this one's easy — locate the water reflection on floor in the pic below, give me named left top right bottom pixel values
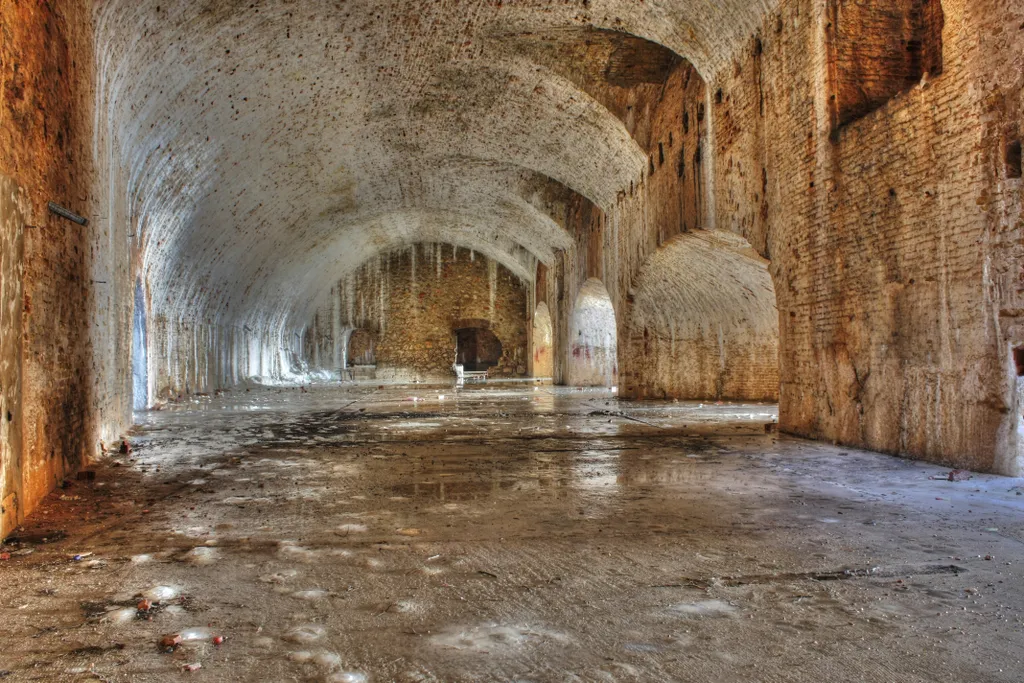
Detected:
left=1, top=382, right=1022, bottom=682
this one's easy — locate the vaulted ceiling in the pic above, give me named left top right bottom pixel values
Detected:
left=95, top=0, right=778, bottom=328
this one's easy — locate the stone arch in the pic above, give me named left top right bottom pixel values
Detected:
left=621, top=230, right=779, bottom=401
left=567, top=279, right=618, bottom=388
left=532, top=302, right=554, bottom=379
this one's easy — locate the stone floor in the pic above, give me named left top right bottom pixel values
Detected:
left=1, top=383, right=1023, bottom=682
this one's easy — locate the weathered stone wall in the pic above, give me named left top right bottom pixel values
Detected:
left=0, top=0, right=96, bottom=535
left=305, top=244, right=529, bottom=382
left=712, top=0, right=1024, bottom=473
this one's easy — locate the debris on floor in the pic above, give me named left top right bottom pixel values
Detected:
left=931, top=469, right=973, bottom=482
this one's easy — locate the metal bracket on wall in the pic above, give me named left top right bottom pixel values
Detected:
left=48, top=202, right=89, bottom=226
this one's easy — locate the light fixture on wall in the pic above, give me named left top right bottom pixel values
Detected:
left=48, top=202, right=89, bottom=226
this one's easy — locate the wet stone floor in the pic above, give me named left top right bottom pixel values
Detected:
left=2, top=383, right=1024, bottom=682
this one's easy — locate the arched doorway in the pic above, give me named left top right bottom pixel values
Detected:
left=132, top=278, right=148, bottom=410
left=455, top=326, right=503, bottom=372
left=567, top=279, right=617, bottom=387
left=532, top=302, right=553, bottom=378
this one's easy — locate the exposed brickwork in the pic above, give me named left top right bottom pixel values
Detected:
left=714, top=0, right=1024, bottom=473
left=827, top=0, right=944, bottom=132
left=0, top=175, right=28, bottom=534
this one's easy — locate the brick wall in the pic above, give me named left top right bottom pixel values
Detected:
left=827, top=0, right=945, bottom=131
left=713, top=0, right=1024, bottom=473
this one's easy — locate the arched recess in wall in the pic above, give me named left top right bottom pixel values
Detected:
left=532, top=302, right=554, bottom=378
left=567, top=279, right=618, bottom=387
left=347, top=329, right=377, bottom=367
left=132, top=278, right=149, bottom=411
left=621, top=230, right=779, bottom=401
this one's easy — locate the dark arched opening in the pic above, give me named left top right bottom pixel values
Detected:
left=455, top=326, right=503, bottom=372
left=346, top=328, right=377, bottom=380
left=347, top=328, right=377, bottom=367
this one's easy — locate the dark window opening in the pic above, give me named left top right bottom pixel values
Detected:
left=827, top=0, right=944, bottom=134
left=1014, top=347, right=1024, bottom=377
left=1007, top=140, right=1022, bottom=179
left=455, top=327, right=503, bottom=372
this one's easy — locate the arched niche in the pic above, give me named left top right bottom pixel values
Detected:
left=621, top=230, right=779, bottom=401
left=567, top=279, right=618, bottom=387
